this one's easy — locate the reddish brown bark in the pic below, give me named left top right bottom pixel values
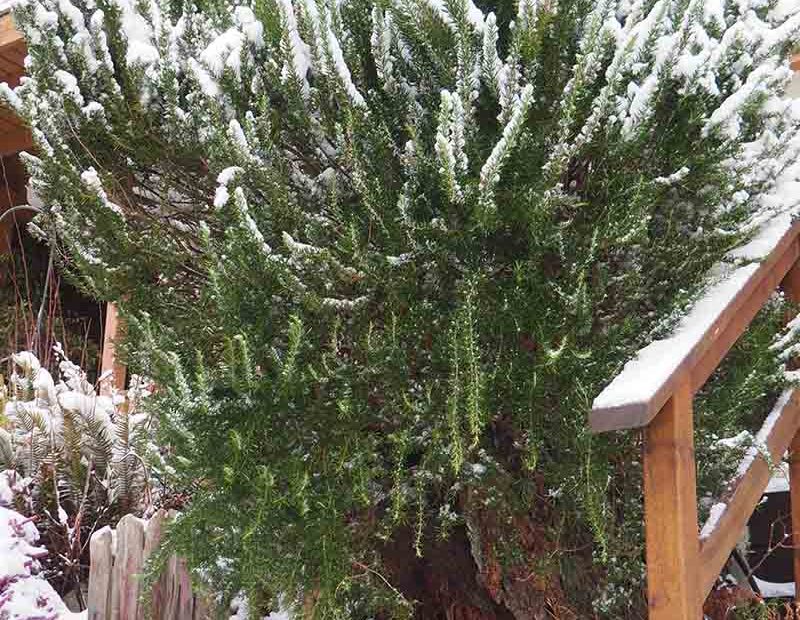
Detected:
left=381, top=525, right=517, bottom=620
left=380, top=514, right=570, bottom=620
left=703, top=586, right=775, bottom=620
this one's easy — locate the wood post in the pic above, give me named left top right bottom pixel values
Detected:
left=88, top=526, right=114, bottom=620
left=783, top=260, right=800, bottom=601
left=643, top=379, right=701, bottom=619
left=88, top=511, right=214, bottom=619
left=141, top=510, right=167, bottom=620
left=111, top=515, right=146, bottom=620
left=783, top=260, right=800, bottom=307
left=100, top=302, right=127, bottom=394
left=790, top=433, right=800, bottom=601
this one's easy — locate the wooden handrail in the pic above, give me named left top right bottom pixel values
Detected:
left=697, top=388, right=800, bottom=598
left=0, top=13, right=22, bottom=51
left=589, top=209, right=800, bottom=619
left=591, top=213, right=800, bottom=432
left=0, top=11, right=30, bottom=158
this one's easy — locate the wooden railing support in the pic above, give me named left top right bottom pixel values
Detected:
left=791, top=433, right=800, bottom=601
left=591, top=218, right=800, bottom=617
left=643, top=379, right=701, bottom=619
left=100, top=302, right=127, bottom=394
left=783, top=258, right=800, bottom=602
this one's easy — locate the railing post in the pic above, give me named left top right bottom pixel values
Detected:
left=643, top=379, right=701, bottom=619
left=789, top=434, right=800, bottom=602
left=100, top=302, right=127, bottom=394
left=782, top=260, right=800, bottom=601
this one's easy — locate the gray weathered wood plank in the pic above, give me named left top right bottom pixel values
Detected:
left=138, top=509, right=166, bottom=620
left=112, top=514, right=146, bottom=620
left=88, top=526, right=114, bottom=620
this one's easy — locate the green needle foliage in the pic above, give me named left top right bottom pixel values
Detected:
left=6, top=0, right=800, bottom=616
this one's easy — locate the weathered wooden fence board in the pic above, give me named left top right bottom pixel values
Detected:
left=111, top=515, right=146, bottom=620
left=87, top=510, right=212, bottom=620
left=88, top=526, right=113, bottom=620
left=140, top=510, right=166, bottom=620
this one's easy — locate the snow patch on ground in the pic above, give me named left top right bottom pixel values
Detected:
left=0, top=506, right=85, bottom=619
left=229, top=591, right=291, bottom=619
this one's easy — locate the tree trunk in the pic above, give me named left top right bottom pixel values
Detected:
left=381, top=511, right=568, bottom=620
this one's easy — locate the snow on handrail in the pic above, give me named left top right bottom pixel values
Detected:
left=590, top=207, right=800, bottom=432
left=698, top=389, right=792, bottom=542
left=695, top=386, right=800, bottom=598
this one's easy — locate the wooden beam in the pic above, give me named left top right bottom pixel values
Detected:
left=0, top=55, right=24, bottom=83
left=643, top=379, right=701, bottom=619
left=2, top=40, right=26, bottom=63
left=791, top=432, right=800, bottom=603
left=0, top=126, right=32, bottom=157
left=0, top=48, right=23, bottom=70
left=0, top=28, right=25, bottom=87
left=0, top=15, right=29, bottom=155
left=690, top=239, right=800, bottom=393
left=591, top=220, right=800, bottom=432
left=100, top=302, right=127, bottom=393
left=0, top=113, right=20, bottom=131
left=697, top=388, right=800, bottom=599
left=0, top=14, right=22, bottom=51
left=781, top=259, right=800, bottom=603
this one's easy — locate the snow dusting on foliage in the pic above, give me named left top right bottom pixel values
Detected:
left=2, top=348, right=153, bottom=511
left=6, top=0, right=800, bottom=616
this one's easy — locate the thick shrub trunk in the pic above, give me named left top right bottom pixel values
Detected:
left=381, top=516, right=567, bottom=620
